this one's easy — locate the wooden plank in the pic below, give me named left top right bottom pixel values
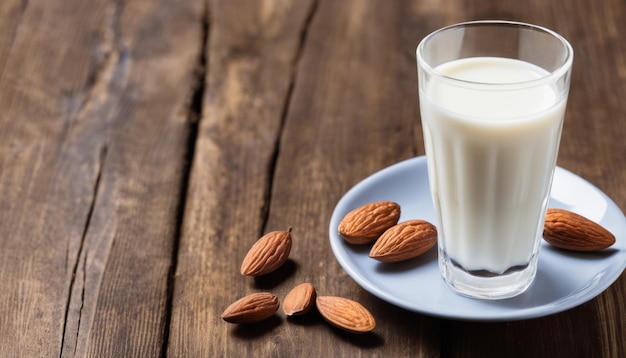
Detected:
left=0, top=0, right=204, bottom=356
left=166, top=0, right=316, bottom=356
left=0, top=2, right=114, bottom=355
left=170, top=0, right=442, bottom=356
left=176, top=0, right=626, bottom=356
left=263, top=0, right=442, bottom=356
left=0, top=0, right=622, bottom=356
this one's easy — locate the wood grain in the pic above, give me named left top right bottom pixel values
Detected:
left=0, top=0, right=204, bottom=356
left=0, top=0, right=623, bottom=356
left=264, top=0, right=440, bottom=356
left=166, top=0, right=316, bottom=356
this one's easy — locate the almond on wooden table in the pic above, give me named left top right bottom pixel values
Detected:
left=543, top=208, right=615, bottom=251
left=283, top=283, right=316, bottom=316
left=369, top=220, right=437, bottom=263
left=221, top=292, right=280, bottom=324
left=338, top=201, right=401, bottom=244
left=316, top=296, right=376, bottom=334
left=241, top=228, right=292, bottom=276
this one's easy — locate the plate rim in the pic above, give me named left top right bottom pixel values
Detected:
left=329, top=156, right=626, bottom=321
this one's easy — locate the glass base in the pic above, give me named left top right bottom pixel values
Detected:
left=439, top=249, right=538, bottom=300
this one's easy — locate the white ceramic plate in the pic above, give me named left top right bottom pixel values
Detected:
left=329, top=156, right=626, bottom=321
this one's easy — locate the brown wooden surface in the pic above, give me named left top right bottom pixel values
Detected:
left=0, top=0, right=624, bottom=357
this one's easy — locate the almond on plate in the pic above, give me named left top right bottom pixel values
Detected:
left=369, top=220, right=437, bottom=263
left=338, top=201, right=401, bottom=244
left=543, top=208, right=615, bottom=251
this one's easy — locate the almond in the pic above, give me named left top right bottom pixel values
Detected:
left=221, top=292, right=280, bottom=324
left=241, top=228, right=292, bottom=276
left=283, top=283, right=316, bottom=316
left=316, top=296, right=375, bottom=333
left=369, top=220, right=437, bottom=263
left=543, top=208, right=615, bottom=251
left=338, top=201, right=401, bottom=244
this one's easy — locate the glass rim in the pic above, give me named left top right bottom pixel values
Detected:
left=416, top=20, right=574, bottom=90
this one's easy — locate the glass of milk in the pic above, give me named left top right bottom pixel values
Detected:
left=416, top=21, right=573, bottom=299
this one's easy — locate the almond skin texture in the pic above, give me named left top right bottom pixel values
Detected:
left=369, top=220, right=437, bottom=263
left=221, top=292, right=280, bottom=324
left=338, top=201, right=401, bottom=244
left=283, top=283, right=316, bottom=316
left=316, top=296, right=375, bottom=333
left=544, top=208, right=615, bottom=251
left=241, top=229, right=292, bottom=276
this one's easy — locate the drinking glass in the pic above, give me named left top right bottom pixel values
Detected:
left=416, top=21, right=573, bottom=299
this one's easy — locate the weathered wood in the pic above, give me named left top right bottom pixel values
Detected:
left=0, top=0, right=204, bottom=356
left=170, top=0, right=625, bottom=356
left=166, top=0, right=316, bottom=356
left=264, top=0, right=441, bottom=356
left=0, top=0, right=624, bottom=356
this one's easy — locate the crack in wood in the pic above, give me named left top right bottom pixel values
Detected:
left=259, top=0, right=319, bottom=236
left=73, top=246, right=88, bottom=358
left=59, top=144, right=108, bottom=358
left=57, top=1, right=128, bottom=352
left=159, top=2, right=210, bottom=357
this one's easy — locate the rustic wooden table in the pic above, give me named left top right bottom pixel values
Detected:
left=1, top=0, right=624, bottom=356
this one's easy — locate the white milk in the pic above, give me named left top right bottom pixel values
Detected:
left=420, top=57, right=567, bottom=273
